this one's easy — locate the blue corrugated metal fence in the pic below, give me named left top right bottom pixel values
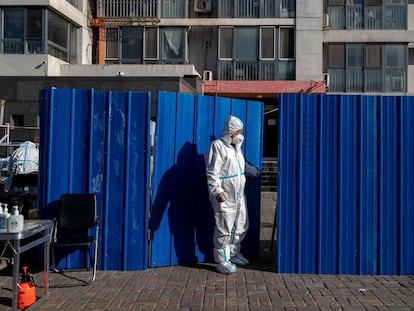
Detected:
left=39, top=89, right=263, bottom=271
left=277, top=94, right=414, bottom=275
left=39, top=88, right=151, bottom=271
left=150, top=92, right=263, bottom=267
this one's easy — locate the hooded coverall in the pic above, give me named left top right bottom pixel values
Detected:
left=204, top=116, right=259, bottom=264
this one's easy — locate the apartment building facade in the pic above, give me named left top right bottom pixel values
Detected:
left=0, top=0, right=413, bottom=156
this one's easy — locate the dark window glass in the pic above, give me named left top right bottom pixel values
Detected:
left=386, top=45, right=406, bottom=67
left=106, top=28, right=119, bottom=59
left=409, top=48, right=414, bottom=65
left=366, top=45, right=382, bottom=67
left=235, top=28, right=258, bottom=59
left=261, top=27, right=274, bottom=59
left=347, top=44, right=364, bottom=67
left=121, top=27, right=143, bottom=62
left=328, top=44, right=345, bottom=67
left=145, top=27, right=158, bottom=59
left=4, top=9, right=24, bottom=38
left=27, top=9, right=42, bottom=39
left=219, top=28, right=233, bottom=59
left=279, top=28, right=294, bottom=59
left=48, top=11, right=68, bottom=48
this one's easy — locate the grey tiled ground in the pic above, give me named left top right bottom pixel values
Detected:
left=1, top=192, right=413, bottom=310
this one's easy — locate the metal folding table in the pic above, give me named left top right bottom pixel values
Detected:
left=0, top=219, right=54, bottom=311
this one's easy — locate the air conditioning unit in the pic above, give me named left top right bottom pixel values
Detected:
left=323, top=73, right=330, bottom=88
left=203, top=70, right=213, bottom=81
left=323, top=13, right=330, bottom=28
left=194, top=0, right=212, bottom=13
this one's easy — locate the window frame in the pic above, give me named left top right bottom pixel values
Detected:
left=144, top=27, right=159, bottom=60
left=327, top=1, right=407, bottom=29
left=326, top=42, right=407, bottom=93
left=105, top=27, right=119, bottom=61
left=260, top=26, right=276, bottom=60
left=278, top=26, right=295, bottom=60
left=218, top=27, right=233, bottom=61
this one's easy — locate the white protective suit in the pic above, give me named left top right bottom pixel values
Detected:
left=204, top=116, right=259, bottom=266
left=8, top=141, right=39, bottom=176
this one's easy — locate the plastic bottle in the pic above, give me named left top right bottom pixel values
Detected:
left=7, top=206, right=24, bottom=233
left=0, top=204, right=10, bottom=232
left=17, top=266, right=36, bottom=309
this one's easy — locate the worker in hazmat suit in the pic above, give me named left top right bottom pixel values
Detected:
left=204, top=115, right=260, bottom=274
left=1, top=141, right=39, bottom=190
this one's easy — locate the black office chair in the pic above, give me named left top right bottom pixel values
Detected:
left=50, top=193, right=99, bottom=287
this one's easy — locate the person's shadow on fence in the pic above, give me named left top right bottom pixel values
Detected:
left=150, top=141, right=214, bottom=265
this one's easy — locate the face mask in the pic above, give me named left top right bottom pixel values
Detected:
left=231, top=134, right=244, bottom=146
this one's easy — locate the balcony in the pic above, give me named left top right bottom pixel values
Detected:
left=218, top=60, right=295, bottom=81
left=98, top=0, right=295, bottom=19
left=98, top=0, right=187, bottom=18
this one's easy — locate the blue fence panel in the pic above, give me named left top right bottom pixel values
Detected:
left=359, top=96, right=378, bottom=275
left=338, top=95, right=359, bottom=274
left=297, top=94, right=318, bottom=273
left=399, top=96, right=414, bottom=275
left=243, top=101, right=264, bottom=257
left=277, top=94, right=300, bottom=273
left=277, top=93, right=414, bottom=275
left=151, top=92, right=263, bottom=267
left=318, top=94, right=339, bottom=274
left=193, top=95, right=216, bottom=262
left=151, top=92, right=179, bottom=267
left=39, top=88, right=151, bottom=271
left=379, top=96, right=399, bottom=275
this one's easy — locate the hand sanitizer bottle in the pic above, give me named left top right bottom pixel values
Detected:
left=0, top=204, right=8, bottom=232
left=7, top=206, right=24, bottom=233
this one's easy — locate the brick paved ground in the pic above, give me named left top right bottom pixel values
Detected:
left=1, top=193, right=414, bottom=310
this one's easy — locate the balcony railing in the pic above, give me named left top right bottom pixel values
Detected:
left=218, top=60, right=295, bottom=81
left=98, top=0, right=187, bottom=18
left=98, top=0, right=294, bottom=18
left=2, top=40, right=43, bottom=54
left=99, top=0, right=158, bottom=18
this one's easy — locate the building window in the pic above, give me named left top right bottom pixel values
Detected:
left=106, top=28, right=119, bottom=60
left=327, top=0, right=407, bottom=29
left=161, top=28, right=185, bottom=63
left=235, top=28, right=259, bottom=60
left=326, top=43, right=407, bottom=93
left=144, top=27, right=158, bottom=60
left=162, top=0, right=187, bottom=18
left=218, top=0, right=295, bottom=18
left=365, top=44, right=382, bottom=92
left=47, top=11, right=70, bottom=62
left=105, top=27, right=186, bottom=64
left=408, top=48, right=414, bottom=65
left=2, top=8, right=43, bottom=54
left=260, top=27, right=275, bottom=60
left=279, top=27, right=295, bottom=59
left=121, top=27, right=143, bottom=64
left=218, top=26, right=295, bottom=80
left=385, top=44, right=406, bottom=92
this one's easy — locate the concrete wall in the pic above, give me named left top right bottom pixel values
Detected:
left=0, top=75, right=202, bottom=142
left=295, top=0, right=324, bottom=81
left=408, top=4, right=414, bottom=94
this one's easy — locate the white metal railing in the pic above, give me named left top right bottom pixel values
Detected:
left=98, top=0, right=159, bottom=18
left=0, top=123, right=39, bottom=147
